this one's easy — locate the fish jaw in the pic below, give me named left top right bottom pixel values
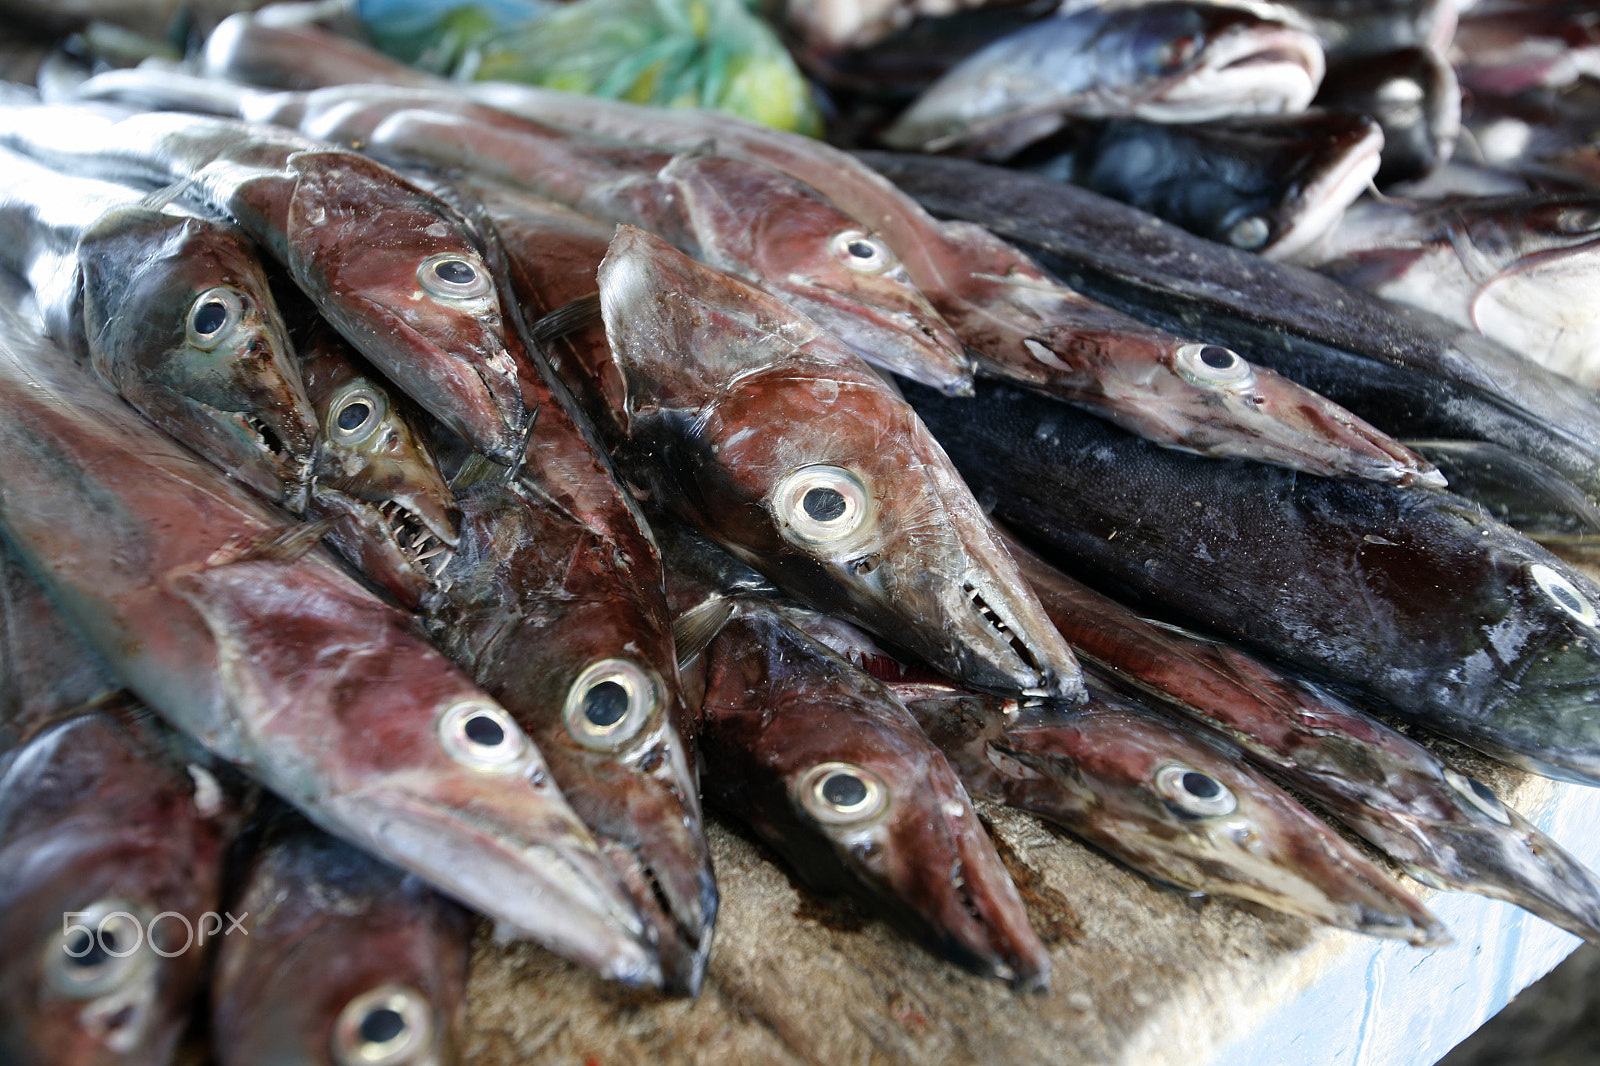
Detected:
left=1262, top=117, right=1385, bottom=261
left=661, top=153, right=974, bottom=396
left=1143, top=18, right=1325, bottom=123
left=279, top=151, right=527, bottom=462
left=306, top=484, right=448, bottom=608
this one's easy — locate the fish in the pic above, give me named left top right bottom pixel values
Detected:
left=1404, top=439, right=1600, bottom=540
left=1460, top=80, right=1600, bottom=192
left=880, top=2, right=1326, bottom=156
left=897, top=675, right=1449, bottom=946
left=186, top=20, right=1447, bottom=486
left=1314, top=47, right=1459, bottom=186
left=862, top=152, right=1600, bottom=518
left=69, top=69, right=975, bottom=397
left=1453, top=2, right=1600, bottom=96
left=210, top=811, right=473, bottom=1066
left=1303, top=192, right=1600, bottom=387
left=0, top=98, right=528, bottom=464
left=1266, top=0, right=1458, bottom=60
left=1005, top=110, right=1384, bottom=259
left=0, top=274, right=661, bottom=988
left=591, top=224, right=1082, bottom=703
left=905, top=377, right=1600, bottom=789
left=1006, top=532, right=1600, bottom=946
left=0, top=144, right=317, bottom=508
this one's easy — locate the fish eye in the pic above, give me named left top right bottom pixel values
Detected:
left=1160, top=33, right=1202, bottom=71
left=830, top=231, right=896, bottom=274
left=186, top=287, right=245, bottom=350
left=1556, top=207, right=1600, bottom=235
left=1174, top=343, right=1254, bottom=390
left=437, top=699, right=527, bottom=772
left=1155, top=763, right=1237, bottom=818
left=328, top=384, right=388, bottom=446
left=1529, top=563, right=1598, bottom=627
left=562, top=659, right=657, bottom=751
left=418, top=253, right=493, bottom=300
left=1226, top=215, right=1272, bottom=250
left=798, top=762, right=889, bottom=825
left=1443, top=769, right=1512, bottom=826
left=44, top=901, right=149, bottom=999
left=772, top=465, right=872, bottom=548
left=331, top=984, right=435, bottom=1066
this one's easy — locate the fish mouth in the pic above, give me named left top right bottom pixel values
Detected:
left=788, top=288, right=974, bottom=397
left=308, top=488, right=455, bottom=607
left=1264, top=121, right=1385, bottom=261
left=1147, top=27, right=1325, bottom=122
left=375, top=497, right=455, bottom=581
left=604, top=842, right=718, bottom=997
left=936, top=556, right=1084, bottom=703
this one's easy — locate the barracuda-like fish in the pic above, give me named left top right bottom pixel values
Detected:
left=897, top=677, right=1448, bottom=946
left=1454, top=1, right=1600, bottom=95
left=1315, top=48, right=1459, bottom=185
left=0, top=99, right=527, bottom=464
left=71, top=70, right=973, bottom=397
left=1304, top=193, right=1600, bottom=387
left=0, top=145, right=316, bottom=508
left=907, top=378, right=1600, bottom=788
left=0, top=277, right=660, bottom=988
left=863, top=152, right=1600, bottom=517
left=1006, top=110, right=1383, bottom=259
left=880, top=2, right=1326, bottom=156
left=589, top=224, right=1081, bottom=702
left=1005, top=533, right=1600, bottom=945
left=186, top=20, right=1442, bottom=487
left=211, top=813, right=472, bottom=1066
left=659, top=532, right=1048, bottom=987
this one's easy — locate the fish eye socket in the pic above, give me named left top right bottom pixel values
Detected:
left=1155, top=763, right=1238, bottom=818
left=830, top=230, right=895, bottom=274
left=1556, top=207, right=1600, bottom=235
left=1174, top=343, right=1254, bottom=390
left=1226, top=215, right=1272, bottom=250
left=331, top=984, right=435, bottom=1066
left=772, top=465, right=872, bottom=548
left=1443, top=769, right=1512, bottom=826
left=328, top=385, right=388, bottom=446
left=418, top=253, right=493, bottom=300
left=186, top=287, right=244, bottom=349
left=562, top=659, right=657, bottom=751
left=1529, top=563, right=1598, bottom=627
left=437, top=699, right=527, bottom=772
left=45, top=900, right=149, bottom=999
left=798, top=762, right=889, bottom=825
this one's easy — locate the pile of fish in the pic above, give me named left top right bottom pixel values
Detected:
left=5, top=0, right=1600, bottom=1062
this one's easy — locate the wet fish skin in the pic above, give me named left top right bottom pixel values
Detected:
left=0, top=278, right=661, bottom=988
left=598, top=224, right=1083, bottom=703
left=685, top=595, right=1050, bottom=988
left=0, top=101, right=527, bottom=464
left=900, top=678, right=1448, bottom=946
left=211, top=813, right=473, bottom=1066
left=882, top=2, right=1326, bottom=155
left=907, top=377, right=1600, bottom=788
left=1314, top=48, right=1459, bottom=186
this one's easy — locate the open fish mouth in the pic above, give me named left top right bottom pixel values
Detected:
left=375, top=498, right=454, bottom=581
left=960, top=577, right=1054, bottom=697
left=1265, top=122, right=1385, bottom=261
left=1148, top=27, right=1326, bottom=121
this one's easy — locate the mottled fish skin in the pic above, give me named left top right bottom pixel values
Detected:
left=907, top=378, right=1600, bottom=788
left=0, top=100, right=527, bottom=464
left=681, top=593, right=1050, bottom=988
left=1006, top=533, right=1600, bottom=946
left=881, top=2, right=1325, bottom=156
left=1007, top=110, right=1383, bottom=260
left=211, top=814, right=473, bottom=1066
left=900, top=678, right=1449, bottom=946
left=0, top=145, right=317, bottom=508
left=0, top=278, right=660, bottom=988
left=70, top=69, right=974, bottom=397
left=1314, top=48, right=1460, bottom=186
left=862, top=152, right=1600, bottom=514
left=597, top=224, right=1082, bottom=703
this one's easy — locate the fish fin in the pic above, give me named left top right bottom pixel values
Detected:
left=451, top=451, right=509, bottom=492
left=673, top=596, right=734, bottom=669
left=531, top=293, right=603, bottom=348
left=202, top=518, right=336, bottom=568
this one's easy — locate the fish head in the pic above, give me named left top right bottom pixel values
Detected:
left=300, top=326, right=459, bottom=608
left=426, top=484, right=715, bottom=993
left=999, top=700, right=1447, bottom=944
left=1252, top=113, right=1385, bottom=260
left=280, top=151, right=526, bottom=461
left=1121, top=4, right=1325, bottom=122
left=78, top=207, right=317, bottom=507
left=0, top=713, right=220, bottom=1066
left=659, top=153, right=974, bottom=395
left=700, top=605, right=1049, bottom=987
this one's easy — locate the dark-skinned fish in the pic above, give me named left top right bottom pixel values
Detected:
left=1314, top=48, right=1459, bottom=186
left=210, top=811, right=473, bottom=1066
left=0, top=97, right=527, bottom=463
left=0, top=275, right=661, bottom=988
left=0, top=144, right=316, bottom=507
